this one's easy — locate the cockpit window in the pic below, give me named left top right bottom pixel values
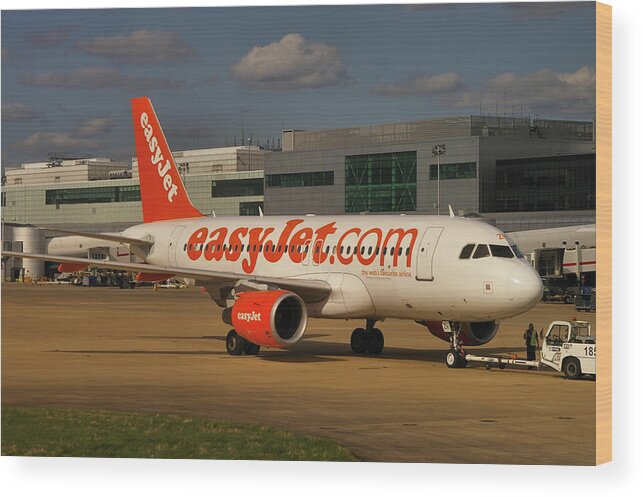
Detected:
left=459, top=244, right=475, bottom=259
left=472, top=244, right=490, bottom=259
left=511, top=244, right=525, bottom=258
left=490, top=244, right=514, bottom=258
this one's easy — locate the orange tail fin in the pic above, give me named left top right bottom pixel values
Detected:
left=131, top=97, right=203, bottom=223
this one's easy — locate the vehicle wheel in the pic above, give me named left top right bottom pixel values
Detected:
left=367, top=328, right=384, bottom=354
left=485, top=364, right=492, bottom=370
left=350, top=328, right=368, bottom=354
left=563, top=357, right=582, bottom=380
left=446, top=349, right=467, bottom=368
left=226, top=330, right=246, bottom=356
left=243, top=341, right=260, bottom=356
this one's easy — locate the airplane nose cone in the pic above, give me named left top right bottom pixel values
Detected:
left=507, top=263, right=543, bottom=312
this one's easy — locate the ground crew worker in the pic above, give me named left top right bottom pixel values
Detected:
left=523, top=323, right=539, bottom=368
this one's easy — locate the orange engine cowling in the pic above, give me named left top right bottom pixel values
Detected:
left=230, top=290, right=307, bottom=348
left=421, top=320, right=499, bottom=346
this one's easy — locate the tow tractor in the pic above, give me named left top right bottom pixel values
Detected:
left=445, top=320, right=596, bottom=380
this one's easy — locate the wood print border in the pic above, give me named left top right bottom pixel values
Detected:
left=595, top=1, right=612, bottom=465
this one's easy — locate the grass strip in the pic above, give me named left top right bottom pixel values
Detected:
left=1, top=407, right=358, bottom=461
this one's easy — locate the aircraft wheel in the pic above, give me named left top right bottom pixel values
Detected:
left=367, top=328, right=384, bottom=354
left=244, top=341, right=260, bottom=356
left=446, top=349, right=466, bottom=368
left=563, top=357, right=582, bottom=380
left=350, top=328, right=368, bottom=354
left=226, top=330, right=246, bottom=356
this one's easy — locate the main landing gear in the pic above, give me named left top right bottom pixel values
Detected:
left=226, top=330, right=260, bottom=356
left=350, top=319, right=384, bottom=354
left=444, top=321, right=467, bottom=368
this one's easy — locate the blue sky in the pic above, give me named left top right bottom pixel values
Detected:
left=1, top=3, right=596, bottom=165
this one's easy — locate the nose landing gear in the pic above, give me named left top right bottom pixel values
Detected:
left=350, top=319, right=384, bottom=354
left=444, top=321, right=467, bottom=368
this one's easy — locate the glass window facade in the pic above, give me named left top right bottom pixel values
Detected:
left=266, top=171, right=334, bottom=188
left=345, top=151, right=417, bottom=213
left=239, top=201, right=264, bottom=216
left=212, top=178, right=264, bottom=198
left=429, top=162, right=476, bottom=180
left=45, top=185, right=140, bottom=205
left=494, top=154, right=595, bottom=212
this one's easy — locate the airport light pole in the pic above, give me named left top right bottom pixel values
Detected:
left=432, top=144, right=446, bottom=215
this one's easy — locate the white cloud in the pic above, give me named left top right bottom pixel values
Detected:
left=12, top=118, right=115, bottom=155
left=2, top=102, right=42, bottom=122
left=77, top=118, right=115, bottom=138
left=371, top=66, right=595, bottom=118
left=372, top=73, right=464, bottom=96
left=230, top=33, right=349, bottom=89
left=22, top=66, right=183, bottom=91
left=76, top=30, right=196, bottom=64
left=479, top=66, right=596, bottom=116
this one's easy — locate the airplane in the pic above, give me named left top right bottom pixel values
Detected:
left=2, top=97, right=543, bottom=368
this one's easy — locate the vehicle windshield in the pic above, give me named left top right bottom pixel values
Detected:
left=472, top=244, right=490, bottom=259
left=570, top=324, right=594, bottom=343
left=459, top=244, right=475, bottom=259
left=504, top=234, right=525, bottom=258
left=489, top=244, right=514, bottom=258
left=511, top=245, right=525, bottom=258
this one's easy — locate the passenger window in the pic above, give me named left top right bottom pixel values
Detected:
left=472, top=244, right=490, bottom=259
left=459, top=244, right=475, bottom=259
left=490, top=245, right=514, bottom=258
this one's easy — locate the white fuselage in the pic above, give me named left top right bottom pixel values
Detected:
left=123, top=215, right=543, bottom=323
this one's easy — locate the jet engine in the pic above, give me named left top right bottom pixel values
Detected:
left=226, top=290, right=308, bottom=347
left=421, top=320, right=499, bottom=346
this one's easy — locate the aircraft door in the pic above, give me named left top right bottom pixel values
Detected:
left=168, top=226, right=184, bottom=266
left=415, top=227, right=444, bottom=281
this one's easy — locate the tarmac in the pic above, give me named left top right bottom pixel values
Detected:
left=1, top=284, right=596, bottom=464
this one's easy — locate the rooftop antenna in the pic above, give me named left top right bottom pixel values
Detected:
left=211, top=210, right=216, bottom=218
left=258, top=206, right=264, bottom=217
left=448, top=205, right=455, bottom=218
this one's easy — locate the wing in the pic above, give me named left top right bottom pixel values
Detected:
left=2, top=223, right=153, bottom=248
left=1, top=251, right=331, bottom=303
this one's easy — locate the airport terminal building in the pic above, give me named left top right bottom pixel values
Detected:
left=2, top=114, right=596, bottom=280
left=265, top=115, right=595, bottom=232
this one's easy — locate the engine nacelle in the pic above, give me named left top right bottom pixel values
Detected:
left=421, top=320, right=499, bottom=346
left=229, top=290, right=307, bottom=348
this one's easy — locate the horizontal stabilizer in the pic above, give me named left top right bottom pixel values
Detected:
left=2, top=223, right=152, bottom=247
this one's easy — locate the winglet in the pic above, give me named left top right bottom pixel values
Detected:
left=131, top=97, right=203, bottom=223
